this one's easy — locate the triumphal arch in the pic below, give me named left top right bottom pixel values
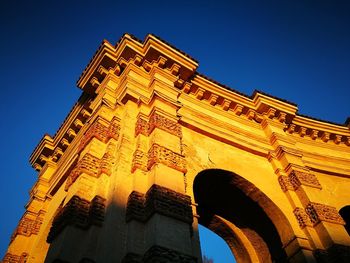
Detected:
left=4, top=34, right=350, bottom=263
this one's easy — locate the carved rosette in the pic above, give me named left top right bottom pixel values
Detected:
left=126, top=184, right=193, bottom=225
left=47, top=195, right=106, bottom=243
left=78, top=117, right=120, bottom=152
left=135, top=112, right=182, bottom=138
left=11, top=211, right=45, bottom=242
left=147, top=144, right=187, bottom=173
left=278, top=171, right=322, bottom=192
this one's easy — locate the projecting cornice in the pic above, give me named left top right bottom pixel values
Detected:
left=30, top=33, right=350, bottom=173
left=29, top=93, right=92, bottom=171
left=77, top=33, right=198, bottom=94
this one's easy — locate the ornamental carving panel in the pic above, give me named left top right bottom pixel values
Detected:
left=66, top=142, right=116, bottom=190
left=278, top=171, right=322, bottom=192
left=306, top=202, right=345, bottom=226
left=148, top=112, right=182, bottom=138
left=78, top=117, right=120, bottom=152
left=47, top=195, right=106, bottom=243
left=135, top=117, right=148, bottom=137
left=135, top=112, right=182, bottom=138
left=126, top=184, right=193, bottom=225
left=11, top=211, right=45, bottom=241
left=2, top=253, right=28, bottom=263
left=278, top=176, right=296, bottom=192
left=290, top=171, right=322, bottom=189
left=293, top=207, right=312, bottom=228
left=131, top=149, right=148, bottom=173
left=147, top=144, right=187, bottom=173
left=100, top=142, right=116, bottom=175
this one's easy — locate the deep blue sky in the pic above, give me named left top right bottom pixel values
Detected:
left=1, top=0, right=350, bottom=261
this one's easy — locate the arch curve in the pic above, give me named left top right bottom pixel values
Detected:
left=194, top=169, right=295, bottom=262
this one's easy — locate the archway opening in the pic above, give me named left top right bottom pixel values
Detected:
left=340, top=205, right=350, bottom=235
left=194, top=169, right=290, bottom=263
left=199, top=224, right=236, bottom=262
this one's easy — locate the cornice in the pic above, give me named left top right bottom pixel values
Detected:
left=30, top=33, right=349, bottom=175
left=285, top=115, right=350, bottom=146
left=77, top=33, right=198, bottom=94
left=29, top=93, right=92, bottom=171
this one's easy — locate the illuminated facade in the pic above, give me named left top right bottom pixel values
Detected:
left=3, top=34, right=350, bottom=262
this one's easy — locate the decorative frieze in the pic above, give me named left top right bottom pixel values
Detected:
left=278, top=171, right=322, bottom=192
left=135, top=112, right=182, bottom=138
left=126, top=184, right=193, bottom=225
left=78, top=117, right=120, bottom=152
left=147, top=144, right=187, bottom=173
left=2, top=252, right=28, bottom=263
left=47, top=195, right=106, bottom=243
left=143, top=245, right=197, bottom=263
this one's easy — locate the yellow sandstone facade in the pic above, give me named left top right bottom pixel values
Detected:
left=3, top=34, right=350, bottom=263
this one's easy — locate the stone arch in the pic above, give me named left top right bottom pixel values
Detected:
left=193, top=169, right=295, bottom=263
left=340, top=205, right=350, bottom=236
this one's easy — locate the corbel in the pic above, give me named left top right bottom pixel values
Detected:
left=310, top=130, right=319, bottom=140
left=266, top=108, right=276, bottom=119
left=233, top=104, right=243, bottom=115
left=208, top=94, right=218, bottom=106
left=221, top=99, right=231, bottom=111
left=299, top=127, right=307, bottom=137
left=195, top=88, right=205, bottom=100
left=170, top=63, right=181, bottom=76
left=334, top=135, right=342, bottom=144
left=156, top=56, right=167, bottom=68
left=182, top=82, right=192, bottom=94
left=133, top=54, right=143, bottom=66
left=277, top=112, right=287, bottom=123
left=90, top=77, right=100, bottom=89
left=74, top=119, right=84, bottom=129
left=246, top=108, right=255, bottom=120
left=287, top=124, right=296, bottom=134
left=321, top=132, right=330, bottom=142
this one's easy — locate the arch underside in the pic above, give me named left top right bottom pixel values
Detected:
left=194, top=169, right=295, bottom=263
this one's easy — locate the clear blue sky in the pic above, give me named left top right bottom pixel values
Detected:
left=1, top=0, right=349, bottom=261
